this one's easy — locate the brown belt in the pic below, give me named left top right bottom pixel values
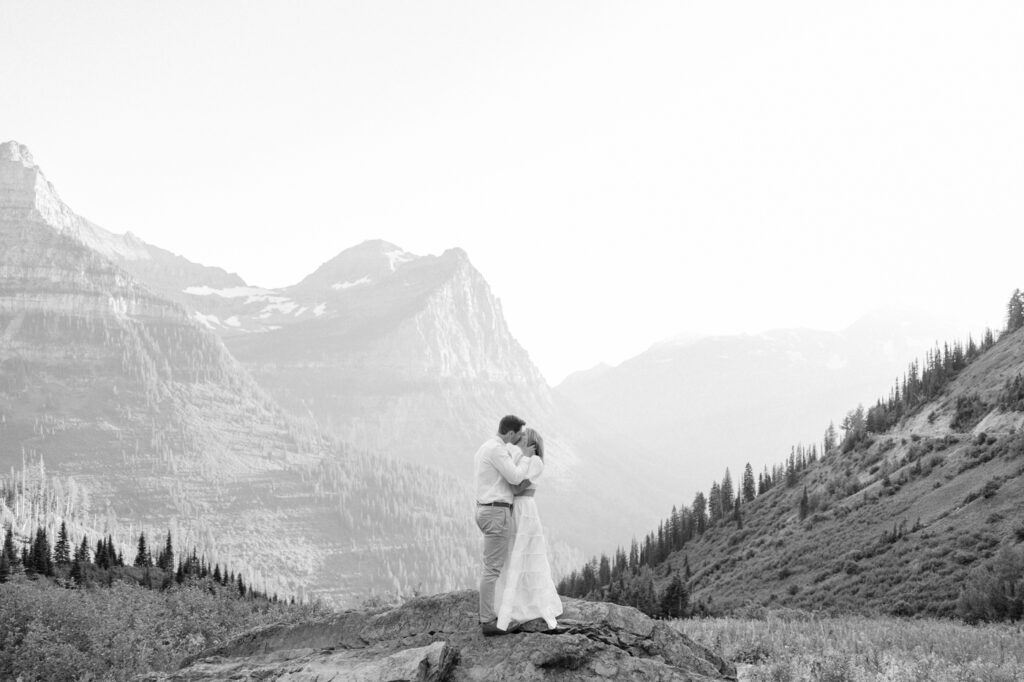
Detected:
left=477, top=501, right=512, bottom=509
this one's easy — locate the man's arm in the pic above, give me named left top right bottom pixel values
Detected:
left=487, top=443, right=534, bottom=485
left=510, top=479, right=532, bottom=495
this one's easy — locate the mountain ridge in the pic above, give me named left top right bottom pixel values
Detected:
left=559, top=315, right=1024, bottom=620
left=0, top=142, right=527, bottom=604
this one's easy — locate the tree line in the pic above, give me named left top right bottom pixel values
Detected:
left=558, top=292, right=1021, bottom=619
left=1, top=522, right=287, bottom=604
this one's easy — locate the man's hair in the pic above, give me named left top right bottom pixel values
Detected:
left=498, top=414, right=526, bottom=436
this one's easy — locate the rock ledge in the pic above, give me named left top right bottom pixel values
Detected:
left=144, top=590, right=736, bottom=681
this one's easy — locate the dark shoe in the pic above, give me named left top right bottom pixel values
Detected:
left=481, top=620, right=519, bottom=636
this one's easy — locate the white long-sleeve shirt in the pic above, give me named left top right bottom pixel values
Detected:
left=474, top=436, right=533, bottom=504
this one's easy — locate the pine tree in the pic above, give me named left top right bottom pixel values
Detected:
left=742, top=463, right=756, bottom=502
left=799, top=486, right=809, bottom=521
left=1006, top=289, right=1024, bottom=334
left=95, top=539, right=107, bottom=568
left=157, top=531, right=174, bottom=571
left=70, top=559, right=84, bottom=586
left=721, top=469, right=735, bottom=514
left=75, top=535, right=90, bottom=564
left=598, top=554, right=611, bottom=586
left=708, top=482, right=722, bottom=523
left=2, top=525, right=16, bottom=565
left=134, top=532, right=151, bottom=568
left=660, top=571, right=689, bottom=619
left=31, top=527, right=53, bottom=577
left=0, top=551, right=9, bottom=583
left=692, top=492, right=707, bottom=533
left=54, top=521, right=71, bottom=566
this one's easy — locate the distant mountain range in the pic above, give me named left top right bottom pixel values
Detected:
left=561, top=309, right=1024, bottom=619
left=1, top=139, right=985, bottom=605
left=556, top=310, right=971, bottom=499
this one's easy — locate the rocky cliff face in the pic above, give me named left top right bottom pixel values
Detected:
left=0, top=142, right=488, bottom=604
left=144, top=591, right=736, bottom=681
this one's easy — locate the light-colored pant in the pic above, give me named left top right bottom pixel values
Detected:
left=476, top=505, right=512, bottom=623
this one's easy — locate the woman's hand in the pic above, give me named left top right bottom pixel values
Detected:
left=521, top=444, right=537, bottom=457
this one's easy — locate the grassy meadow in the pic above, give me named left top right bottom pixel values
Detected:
left=674, top=613, right=1024, bottom=681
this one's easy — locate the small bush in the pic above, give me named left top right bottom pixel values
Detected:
left=982, top=479, right=1001, bottom=499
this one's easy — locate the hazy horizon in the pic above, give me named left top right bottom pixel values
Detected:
left=4, top=2, right=1022, bottom=383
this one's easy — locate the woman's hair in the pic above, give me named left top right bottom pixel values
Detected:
left=522, top=427, right=545, bottom=459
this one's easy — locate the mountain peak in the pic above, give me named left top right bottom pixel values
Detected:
left=288, top=239, right=420, bottom=294
left=0, top=140, right=37, bottom=168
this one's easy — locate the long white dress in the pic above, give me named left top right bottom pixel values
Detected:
left=495, top=451, right=563, bottom=630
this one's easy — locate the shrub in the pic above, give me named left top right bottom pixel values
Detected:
left=956, top=546, right=1024, bottom=623
left=952, top=395, right=989, bottom=432
left=0, top=579, right=318, bottom=681
left=982, top=478, right=1001, bottom=499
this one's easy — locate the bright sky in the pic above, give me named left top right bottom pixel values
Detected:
left=3, top=2, right=1022, bottom=383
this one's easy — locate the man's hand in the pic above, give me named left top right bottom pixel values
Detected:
left=511, top=480, right=532, bottom=496
left=521, top=444, right=537, bottom=457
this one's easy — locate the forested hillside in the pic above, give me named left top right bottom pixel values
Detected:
left=560, top=293, right=1024, bottom=622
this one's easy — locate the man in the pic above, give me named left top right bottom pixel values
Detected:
left=474, top=414, right=535, bottom=636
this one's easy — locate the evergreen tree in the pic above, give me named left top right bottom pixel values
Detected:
left=2, top=525, right=16, bottom=565
left=95, top=539, right=107, bottom=568
left=734, top=497, right=743, bottom=529
left=660, top=571, right=689, bottom=619
left=75, top=535, right=90, bottom=564
left=708, top=482, right=722, bottom=523
left=720, top=469, right=735, bottom=514
left=54, top=521, right=71, bottom=566
left=1006, top=289, right=1024, bottom=334
left=598, top=554, right=611, bottom=586
left=741, top=463, right=756, bottom=502
left=157, top=531, right=174, bottom=571
left=31, top=527, right=53, bottom=577
left=799, top=486, right=809, bottom=521
left=134, top=532, right=151, bottom=568
left=692, top=492, right=707, bottom=533
left=0, top=551, right=9, bottom=583
left=70, top=558, right=84, bottom=586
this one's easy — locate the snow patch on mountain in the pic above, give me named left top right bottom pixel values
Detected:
left=313, top=303, right=327, bottom=317
left=386, top=249, right=415, bottom=271
left=183, top=285, right=291, bottom=305
left=194, top=312, right=222, bottom=329
left=332, top=276, right=371, bottom=290
left=261, top=301, right=299, bottom=315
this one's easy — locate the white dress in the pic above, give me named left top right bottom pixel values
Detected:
left=495, top=451, right=563, bottom=630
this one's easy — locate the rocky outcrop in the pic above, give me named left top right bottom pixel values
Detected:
left=147, top=591, right=736, bottom=681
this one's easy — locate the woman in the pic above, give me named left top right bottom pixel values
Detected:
left=495, top=427, right=563, bottom=631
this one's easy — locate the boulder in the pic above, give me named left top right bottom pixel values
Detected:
left=144, top=590, right=736, bottom=681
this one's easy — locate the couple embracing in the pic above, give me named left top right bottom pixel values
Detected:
left=473, top=414, right=563, bottom=636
